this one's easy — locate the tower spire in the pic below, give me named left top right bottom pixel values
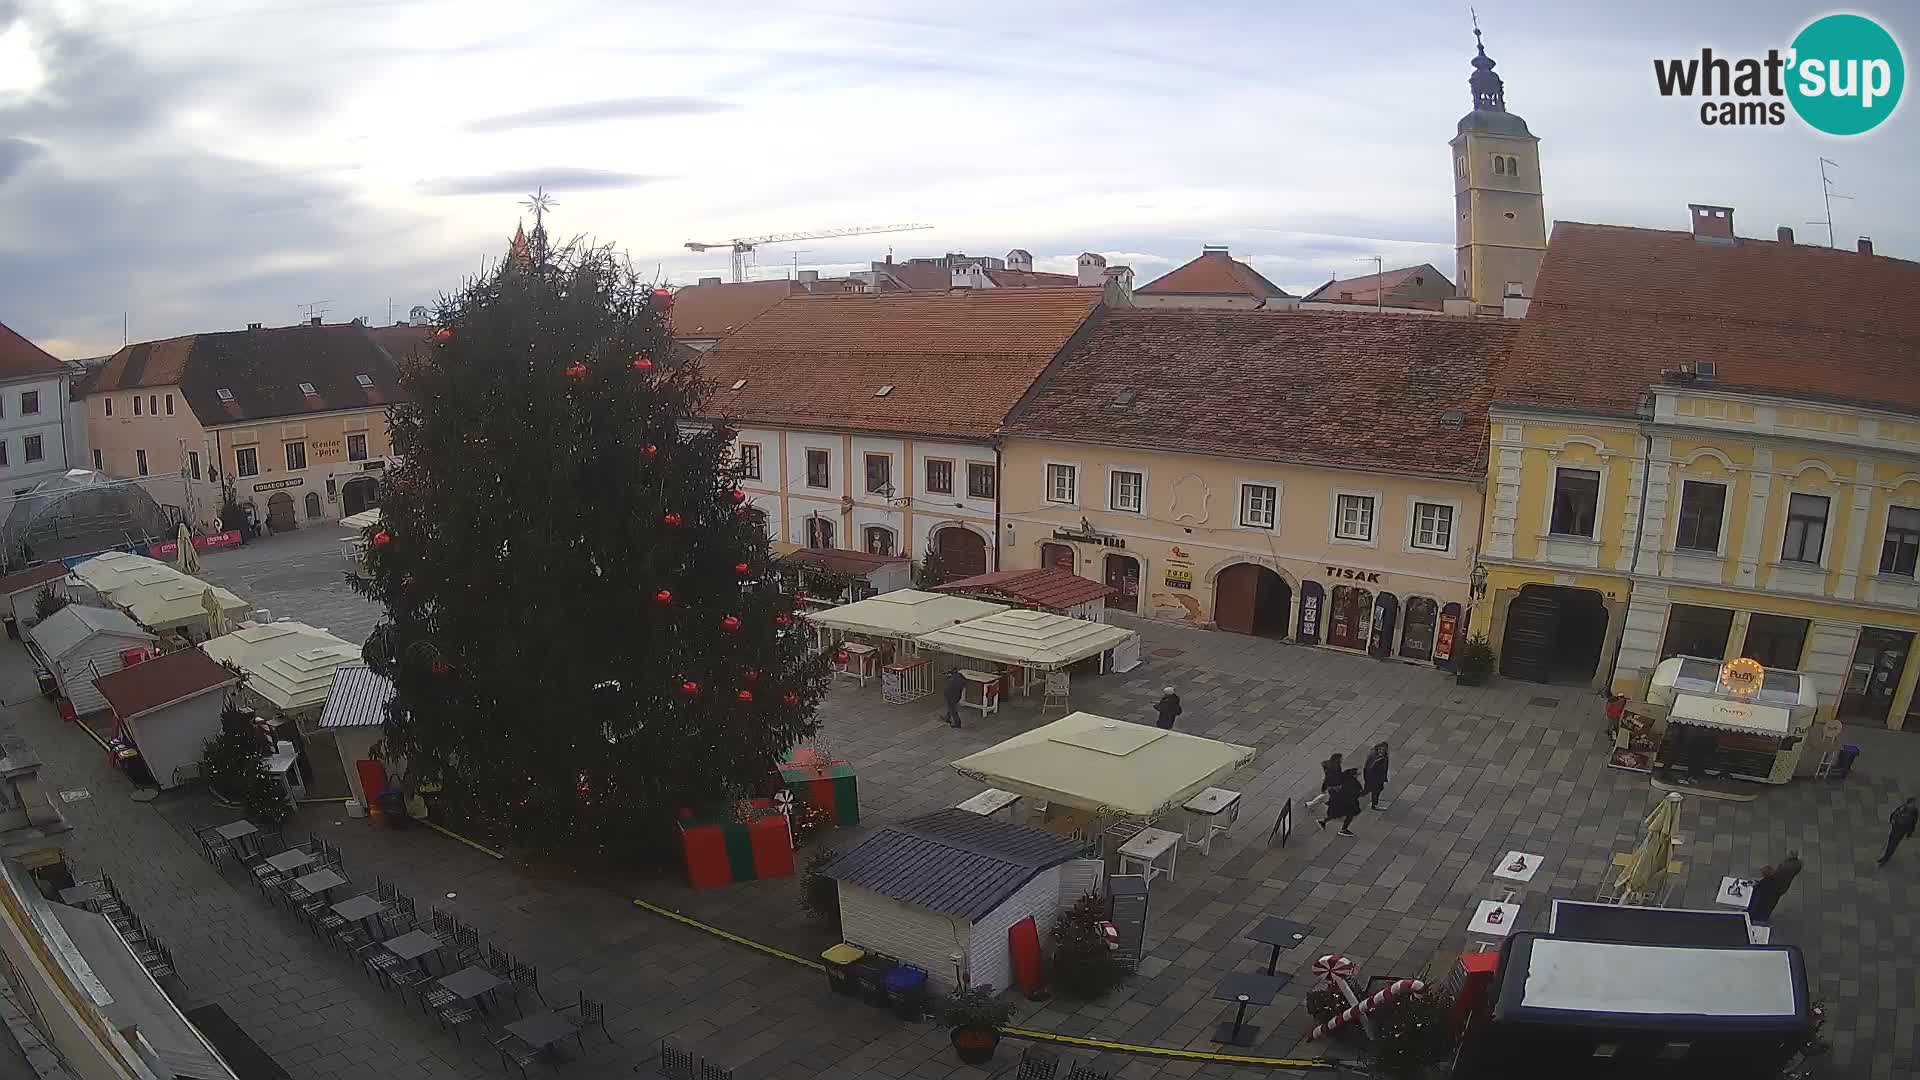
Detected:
left=1469, top=11, right=1507, bottom=111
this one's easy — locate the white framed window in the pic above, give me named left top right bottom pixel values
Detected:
left=1781, top=492, right=1829, bottom=565
left=805, top=448, right=831, bottom=489
left=1334, top=493, right=1375, bottom=542
left=188, top=450, right=200, bottom=480
left=1046, top=463, right=1077, bottom=504
left=1240, top=483, right=1277, bottom=529
left=235, top=446, right=259, bottom=478
left=164, top=393, right=174, bottom=415
left=22, top=435, right=41, bottom=463
left=347, top=433, right=368, bottom=462
left=864, top=452, right=892, bottom=495
left=20, top=390, right=39, bottom=415
left=966, top=462, right=995, bottom=499
left=1410, top=501, right=1454, bottom=552
left=285, top=440, right=307, bottom=470
left=1108, top=469, right=1144, bottom=513
left=737, top=443, right=761, bottom=480
left=925, top=458, right=953, bottom=495
left=1550, top=467, right=1602, bottom=538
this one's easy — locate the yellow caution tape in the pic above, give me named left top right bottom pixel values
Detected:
left=419, top=820, right=505, bottom=860
left=629, top=898, right=1335, bottom=1069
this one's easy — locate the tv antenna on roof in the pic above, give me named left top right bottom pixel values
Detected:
left=1808, top=158, right=1851, bottom=248
left=298, top=300, right=333, bottom=323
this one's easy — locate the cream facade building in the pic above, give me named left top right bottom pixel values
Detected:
left=1450, top=31, right=1548, bottom=315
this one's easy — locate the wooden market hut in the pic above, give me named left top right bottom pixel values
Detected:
left=934, top=567, right=1115, bottom=622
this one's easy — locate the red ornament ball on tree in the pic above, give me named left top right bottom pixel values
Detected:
left=736, top=689, right=754, bottom=704
left=649, top=288, right=674, bottom=310
left=431, top=659, right=450, bottom=676
left=742, top=669, right=760, bottom=684
left=630, top=355, right=654, bottom=373
left=720, top=615, right=742, bottom=633
left=782, top=691, right=801, bottom=707
left=834, top=649, right=851, bottom=665
left=372, top=530, right=392, bottom=547
left=641, top=444, right=659, bottom=462
left=565, top=361, right=589, bottom=380
left=433, top=326, right=454, bottom=344
left=662, top=512, right=683, bottom=528
left=679, top=680, right=700, bottom=697
left=733, top=562, right=751, bottom=576
left=653, top=589, right=673, bottom=607
left=773, top=613, right=791, bottom=628
left=729, top=489, right=747, bottom=505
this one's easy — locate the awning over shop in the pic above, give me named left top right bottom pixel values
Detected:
left=338, top=508, right=382, bottom=530
left=48, top=904, right=238, bottom=1079
left=914, top=608, right=1135, bottom=671
left=951, top=712, right=1255, bottom=819
left=1668, top=693, right=1793, bottom=737
left=203, top=621, right=362, bottom=712
left=805, top=588, right=1007, bottom=641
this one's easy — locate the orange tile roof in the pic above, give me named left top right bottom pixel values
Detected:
left=1005, top=309, right=1516, bottom=480
left=87, top=334, right=196, bottom=392
left=1302, top=264, right=1451, bottom=303
left=367, top=323, right=434, bottom=365
left=89, top=323, right=405, bottom=425
left=0, top=321, right=67, bottom=379
left=699, top=289, right=1104, bottom=440
left=1502, top=222, right=1920, bottom=418
left=670, top=281, right=797, bottom=340
left=935, top=567, right=1115, bottom=608
left=1136, top=250, right=1291, bottom=298
left=985, top=269, right=1080, bottom=289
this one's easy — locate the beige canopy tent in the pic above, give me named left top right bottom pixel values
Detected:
left=203, top=621, right=363, bottom=716
left=117, top=577, right=248, bottom=636
left=805, top=588, right=1007, bottom=648
left=951, top=712, right=1255, bottom=819
left=914, top=608, right=1135, bottom=672
left=70, top=551, right=173, bottom=600
left=339, top=508, right=382, bottom=530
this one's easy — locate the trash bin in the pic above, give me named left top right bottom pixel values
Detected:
left=848, top=954, right=893, bottom=1007
left=1834, top=744, right=1860, bottom=779
left=36, top=670, right=56, bottom=699
left=882, top=964, right=929, bottom=1020
left=376, top=790, right=411, bottom=829
left=821, top=943, right=864, bottom=996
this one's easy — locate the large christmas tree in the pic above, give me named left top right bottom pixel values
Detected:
left=352, top=241, right=829, bottom=855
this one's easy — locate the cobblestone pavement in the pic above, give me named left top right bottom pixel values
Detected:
left=9, top=530, right=1913, bottom=1079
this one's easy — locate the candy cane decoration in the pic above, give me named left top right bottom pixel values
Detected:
left=1308, top=978, right=1427, bottom=1041
left=1312, top=953, right=1357, bottom=983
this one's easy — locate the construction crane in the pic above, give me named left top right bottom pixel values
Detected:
left=684, top=224, right=933, bottom=283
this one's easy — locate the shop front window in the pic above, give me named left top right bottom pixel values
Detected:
left=1660, top=604, right=1734, bottom=661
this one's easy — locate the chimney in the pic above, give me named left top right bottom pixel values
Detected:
left=1102, top=265, right=1134, bottom=306
left=1076, top=252, right=1107, bottom=287
left=1688, top=203, right=1736, bottom=242
left=309, top=316, right=322, bottom=326
left=797, top=270, right=819, bottom=283
left=1858, top=236, right=1874, bottom=256
left=247, top=322, right=263, bottom=331
left=1777, top=226, right=1794, bottom=245
left=697, top=276, right=722, bottom=286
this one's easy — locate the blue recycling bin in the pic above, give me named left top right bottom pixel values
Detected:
left=882, top=964, right=928, bottom=1020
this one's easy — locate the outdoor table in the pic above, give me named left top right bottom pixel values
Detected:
left=1468, top=900, right=1520, bottom=951
left=438, top=965, right=505, bottom=1013
left=331, top=894, right=387, bottom=937
left=957, top=669, right=1000, bottom=719
left=292, top=868, right=345, bottom=901
left=1492, top=850, right=1543, bottom=884
left=265, top=848, right=315, bottom=873
left=1117, top=826, right=1182, bottom=883
left=1246, top=916, right=1312, bottom=976
left=1210, top=971, right=1288, bottom=1047
left=60, top=884, right=105, bottom=909
left=956, top=788, right=1021, bottom=817
left=382, top=929, right=445, bottom=973
left=1181, top=787, right=1242, bottom=854
left=214, top=820, right=260, bottom=855
left=1716, top=875, right=1754, bottom=908
left=507, top=1010, right=578, bottom=1059
left=833, top=642, right=878, bottom=688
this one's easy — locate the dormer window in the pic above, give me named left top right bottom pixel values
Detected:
left=216, top=388, right=235, bottom=403
left=730, top=379, right=747, bottom=391
left=299, top=382, right=318, bottom=396
left=874, top=385, right=894, bottom=398
left=355, top=373, right=374, bottom=388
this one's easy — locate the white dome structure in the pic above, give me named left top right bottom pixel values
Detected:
left=1, top=469, right=175, bottom=568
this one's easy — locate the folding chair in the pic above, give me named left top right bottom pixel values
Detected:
left=560, top=991, right=615, bottom=1049
left=657, top=1039, right=697, bottom=1080
left=490, top=1033, right=542, bottom=1079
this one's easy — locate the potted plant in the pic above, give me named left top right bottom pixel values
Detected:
left=1051, top=891, right=1124, bottom=1000
left=942, top=984, right=1014, bottom=1065
left=1454, top=634, right=1496, bottom=687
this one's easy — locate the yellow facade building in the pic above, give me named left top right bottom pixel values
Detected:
left=1480, top=212, right=1920, bottom=728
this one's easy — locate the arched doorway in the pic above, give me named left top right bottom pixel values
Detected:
left=1104, top=553, right=1141, bottom=614
left=304, top=491, right=323, bottom=520
left=863, top=526, right=896, bottom=556
left=1369, top=592, right=1399, bottom=657
left=341, top=476, right=380, bottom=517
left=1039, top=542, right=1075, bottom=572
left=266, top=492, right=296, bottom=532
left=1327, top=586, right=1373, bottom=650
left=1213, top=563, right=1291, bottom=638
left=1500, top=584, right=1609, bottom=684
left=1296, top=581, right=1324, bottom=644
left=935, top=525, right=987, bottom=577
left=1400, top=597, right=1439, bottom=661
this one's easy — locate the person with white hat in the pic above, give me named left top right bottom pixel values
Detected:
left=1154, top=687, right=1182, bottom=730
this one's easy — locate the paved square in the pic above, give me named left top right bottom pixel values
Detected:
left=3, top=527, right=1912, bottom=1079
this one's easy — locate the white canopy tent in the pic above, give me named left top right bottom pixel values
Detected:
left=69, top=551, right=173, bottom=600
left=805, top=589, right=1007, bottom=649
left=203, top=621, right=362, bottom=717
left=339, top=508, right=382, bottom=530
left=914, top=608, right=1136, bottom=672
left=116, top=577, right=249, bottom=635
left=951, top=712, right=1255, bottom=820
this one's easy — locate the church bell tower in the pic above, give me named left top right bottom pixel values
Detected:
left=1450, top=27, right=1546, bottom=314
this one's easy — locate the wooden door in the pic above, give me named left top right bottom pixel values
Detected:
left=1213, top=563, right=1260, bottom=634
left=936, top=527, right=987, bottom=577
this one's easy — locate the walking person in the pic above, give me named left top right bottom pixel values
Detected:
left=1773, top=850, right=1803, bottom=901
left=1744, top=865, right=1783, bottom=925
left=1363, top=742, right=1391, bottom=811
left=1320, top=768, right=1364, bottom=836
left=942, top=668, right=966, bottom=728
left=1879, top=797, right=1919, bottom=866
left=1154, top=687, right=1183, bottom=730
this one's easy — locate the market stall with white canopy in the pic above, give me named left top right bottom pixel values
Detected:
left=805, top=589, right=1008, bottom=696
left=914, top=607, right=1139, bottom=706
left=951, top=712, right=1254, bottom=840
left=116, top=577, right=249, bottom=640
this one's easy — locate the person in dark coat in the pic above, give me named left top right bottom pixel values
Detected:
left=1880, top=797, right=1919, bottom=866
left=1363, top=742, right=1391, bottom=810
left=1154, top=688, right=1182, bottom=730
left=1320, top=768, right=1364, bottom=836
left=1745, top=865, right=1783, bottom=925
left=1320, top=753, right=1345, bottom=795
left=1773, top=850, right=1803, bottom=898
left=942, top=668, right=966, bottom=728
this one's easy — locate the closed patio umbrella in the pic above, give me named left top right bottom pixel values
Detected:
left=201, top=587, right=227, bottom=640
left=175, top=523, right=202, bottom=575
left=1614, top=791, right=1683, bottom=904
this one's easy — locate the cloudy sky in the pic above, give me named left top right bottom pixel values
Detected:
left=2, top=0, right=1915, bottom=357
